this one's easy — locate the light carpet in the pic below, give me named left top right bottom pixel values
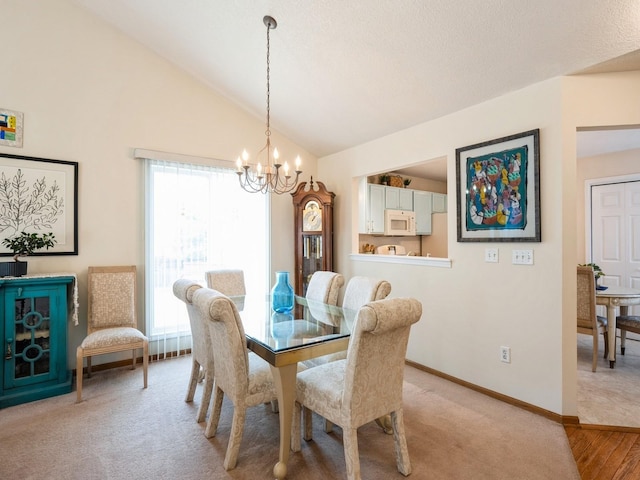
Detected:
left=0, top=356, right=579, bottom=479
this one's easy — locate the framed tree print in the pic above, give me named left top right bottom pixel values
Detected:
left=456, top=129, right=540, bottom=242
left=0, top=153, right=78, bottom=255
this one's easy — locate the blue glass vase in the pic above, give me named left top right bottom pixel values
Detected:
left=271, top=271, right=294, bottom=313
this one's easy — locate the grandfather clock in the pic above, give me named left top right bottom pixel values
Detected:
left=291, top=178, right=335, bottom=296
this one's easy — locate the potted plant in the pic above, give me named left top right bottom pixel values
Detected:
left=1, top=231, right=57, bottom=277
left=403, top=178, right=412, bottom=188
left=580, top=262, right=605, bottom=286
left=379, top=174, right=390, bottom=186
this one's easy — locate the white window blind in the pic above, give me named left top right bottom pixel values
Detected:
left=143, top=155, right=268, bottom=358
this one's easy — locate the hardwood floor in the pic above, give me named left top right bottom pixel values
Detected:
left=565, top=425, right=640, bottom=479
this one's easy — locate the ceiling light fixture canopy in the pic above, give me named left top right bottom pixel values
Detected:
left=236, top=15, right=302, bottom=194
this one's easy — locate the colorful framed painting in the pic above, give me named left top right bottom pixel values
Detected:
left=0, top=153, right=78, bottom=255
left=0, top=109, right=24, bottom=148
left=456, top=129, right=540, bottom=242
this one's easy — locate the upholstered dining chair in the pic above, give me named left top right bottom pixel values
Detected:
left=306, top=271, right=344, bottom=305
left=615, top=314, right=640, bottom=355
left=173, top=279, right=215, bottom=423
left=292, top=297, right=422, bottom=480
left=205, top=269, right=246, bottom=296
left=342, top=275, right=392, bottom=325
left=310, top=275, right=392, bottom=433
left=193, top=287, right=278, bottom=471
left=577, top=265, right=609, bottom=372
left=301, top=271, right=345, bottom=359
left=76, top=266, right=148, bottom=402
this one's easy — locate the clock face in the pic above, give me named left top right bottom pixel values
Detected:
left=302, top=200, right=322, bottom=231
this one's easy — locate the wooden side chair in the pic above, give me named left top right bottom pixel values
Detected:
left=577, top=265, right=609, bottom=372
left=616, top=314, right=640, bottom=355
left=292, top=297, right=422, bottom=480
left=76, top=266, right=148, bottom=402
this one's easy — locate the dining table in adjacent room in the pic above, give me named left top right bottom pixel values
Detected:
left=230, top=294, right=357, bottom=480
left=595, top=285, right=640, bottom=368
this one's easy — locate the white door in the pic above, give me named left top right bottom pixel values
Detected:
left=590, top=180, right=640, bottom=312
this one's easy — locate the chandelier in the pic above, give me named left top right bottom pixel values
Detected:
left=236, top=15, right=302, bottom=194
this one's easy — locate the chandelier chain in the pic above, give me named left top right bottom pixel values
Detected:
left=265, top=20, right=271, bottom=138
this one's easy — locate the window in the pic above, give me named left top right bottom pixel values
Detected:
left=144, top=157, right=268, bottom=356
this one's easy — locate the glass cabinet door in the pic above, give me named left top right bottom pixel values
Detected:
left=4, top=286, right=62, bottom=389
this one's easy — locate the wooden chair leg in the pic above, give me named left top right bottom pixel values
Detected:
left=621, top=329, right=627, bottom=355
left=87, top=356, right=92, bottom=377
left=76, top=348, right=83, bottom=403
left=142, top=341, right=149, bottom=389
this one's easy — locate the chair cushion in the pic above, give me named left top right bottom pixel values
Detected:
left=297, top=359, right=347, bottom=414
left=617, top=315, right=640, bottom=332
left=80, top=327, right=147, bottom=349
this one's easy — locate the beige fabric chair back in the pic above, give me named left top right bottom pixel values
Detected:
left=87, top=265, right=137, bottom=334
left=205, top=269, right=246, bottom=296
left=342, top=276, right=391, bottom=311
left=194, top=288, right=249, bottom=397
left=306, top=271, right=344, bottom=305
left=293, top=296, right=422, bottom=479
left=173, top=279, right=206, bottom=366
left=173, top=279, right=215, bottom=422
left=192, top=287, right=276, bottom=470
left=344, top=297, right=422, bottom=425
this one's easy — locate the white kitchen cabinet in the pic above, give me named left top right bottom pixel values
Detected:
left=414, top=190, right=433, bottom=235
left=432, top=193, right=447, bottom=213
left=359, top=183, right=387, bottom=234
left=385, top=186, right=413, bottom=211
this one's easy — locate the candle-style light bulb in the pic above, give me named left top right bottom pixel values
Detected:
left=236, top=157, right=242, bottom=172
left=242, top=149, right=249, bottom=163
left=283, top=161, right=290, bottom=176
left=273, top=147, right=280, bottom=161
left=257, top=163, right=263, bottom=176
left=295, top=156, right=301, bottom=170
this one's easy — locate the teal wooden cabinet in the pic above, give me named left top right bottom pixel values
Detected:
left=0, top=275, right=74, bottom=408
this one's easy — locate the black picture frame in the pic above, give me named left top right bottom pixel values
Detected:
left=456, top=129, right=540, bottom=242
left=0, top=153, right=78, bottom=255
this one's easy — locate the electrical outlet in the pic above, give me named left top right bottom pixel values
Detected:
left=485, top=248, right=498, bottom=263
left=500, top=346, right=511, bottom=363
left=512, top=249, right=534, bottom=265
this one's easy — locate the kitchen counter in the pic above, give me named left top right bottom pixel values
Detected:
left=349, top=253, right=452, bottom=268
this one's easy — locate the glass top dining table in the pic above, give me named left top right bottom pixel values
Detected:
left=228, top=294, right=357, bottom=479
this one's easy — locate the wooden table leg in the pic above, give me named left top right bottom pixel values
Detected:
left=607, top=305, right=617, bottom=368
left=270, top=363, right=298, bottom=480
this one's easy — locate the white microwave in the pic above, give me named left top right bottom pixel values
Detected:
left=384, top=209, right=416, bottom=236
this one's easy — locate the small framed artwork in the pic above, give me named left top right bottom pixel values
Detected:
left=0, top=109, right=24, bottom=148
left=0, top=153, right=78, bottom=255
left=456, top=129, right=540, bottom=242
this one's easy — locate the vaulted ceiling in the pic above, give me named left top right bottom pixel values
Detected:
left=71, top=0, right=640, bottom=159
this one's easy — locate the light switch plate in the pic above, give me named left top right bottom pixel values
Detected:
left=512, top=249, right=534, bottom=265
left=485, top=248, right=498, bottom=263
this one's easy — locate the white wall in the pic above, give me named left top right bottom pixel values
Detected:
left=319, top=71, right=640, bottom=416
left=1, top=0, right=317, bottom=366
left=577, top=147, right=640, bottom=262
